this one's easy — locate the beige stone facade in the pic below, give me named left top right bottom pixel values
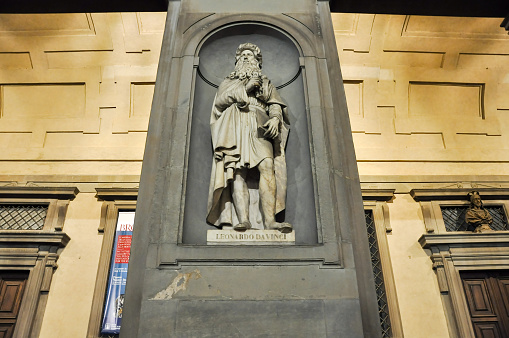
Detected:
left=0, top=12, right=508, bottom=337
left=0, top=13, right=164, bottom=337
left=333, top=13, right=509, bottom=338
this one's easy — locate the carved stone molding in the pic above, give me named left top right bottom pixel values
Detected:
left=420, top=232, right=509, bottom=338
left=363, top=195, right=403, bottom=336
left=95, top=188, right=138, bottom=201
left=431, top=258, right=449, bottom=293
left=0, top=186, right=79, bottom=232
left=0, top=231, right=70, bottom=337
left=410, top=188, right=509, bottom=202
left=420, top=232, right=509, bottom=247
left=0, top=186, right=75, bottom=336
left=0, top=187, right=79, bottom=200
left=87, top=189, right=137, bottom=338
left=411, top=188, right=509, bottom=234
left=361, top=189, right=395, bottom=202
left=0, top=231, right=70, bottom=246
left=95, top=188, right=137, bottom=233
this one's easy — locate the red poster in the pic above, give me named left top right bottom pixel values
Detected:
left=114, top=235, right=132, bottom=264
left=102, top=212, right=135, bottom=334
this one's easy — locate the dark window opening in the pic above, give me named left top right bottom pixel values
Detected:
left=441, top=206, right=507, bottom=232
left=365, top=210, right=392, bottom=337
left=0, top=205, right=48, bottom=230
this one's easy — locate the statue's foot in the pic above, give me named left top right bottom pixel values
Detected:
left=265, top=222, right=293, bottom=233
left=278, top=222, right=293, bottom=233
left=474, top=224, right=493, bottom=233
left=233, top=221, right=251, bottom=232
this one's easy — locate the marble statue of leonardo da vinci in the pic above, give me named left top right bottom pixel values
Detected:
left=206, top=42, right=292, bottom=233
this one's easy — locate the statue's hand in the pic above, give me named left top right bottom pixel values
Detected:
left=236, top=100, right=248, bottom=110
left=263, top=117, right=279, bottom=139
left=246, top=76, right=262, bottom=93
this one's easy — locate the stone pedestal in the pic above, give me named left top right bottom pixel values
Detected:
left=121, top=1, right=381, bottom=337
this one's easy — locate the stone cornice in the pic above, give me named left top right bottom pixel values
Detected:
left=0, top=187, right=79, bottom=200
left=419, top=232, right=509, bottom=248
left=0, top=231, right=70, bottom=247
left=361, top=189, right=395, bottom=201
left=410, top=188, right=509, bottom=202
left=95, top=188, right=138, bottom=201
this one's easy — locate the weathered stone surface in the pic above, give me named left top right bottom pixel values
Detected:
left=175, top=300, right=328, bottom=337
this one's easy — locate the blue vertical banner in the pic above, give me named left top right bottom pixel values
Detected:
left=101, top=211, right=135, bottom=334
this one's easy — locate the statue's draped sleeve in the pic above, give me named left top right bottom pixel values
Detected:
left=210, top=78, right=249, bottom=172
left=465, top=208, right=493, bottom=226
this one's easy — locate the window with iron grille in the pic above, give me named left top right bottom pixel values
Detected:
left=0, top=187, right=76, bottom=337
left=441, top=206, right=508, bottom=232
left=0, top=205, right=48, bottom=231
left=365, top=209, right=392, bottom=338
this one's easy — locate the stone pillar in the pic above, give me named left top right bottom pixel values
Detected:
left=121, top=1, right=380, bottom=336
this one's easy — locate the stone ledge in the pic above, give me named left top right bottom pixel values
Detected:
left=419, top=232, right=509, bottom=248
left=411, top=188, right=509, bottom=201
left=0, top=231, right=70, bottom=247
left=361, top=189, right=395, bottom=201
left=95, top=188, right=138, bottom=201
left=0, top=186, right=79, bottom=200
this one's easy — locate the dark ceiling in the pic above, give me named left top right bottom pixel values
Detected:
left=0, top=0, right=507, bottom=17
left=330, top=0, right=508, bottom=18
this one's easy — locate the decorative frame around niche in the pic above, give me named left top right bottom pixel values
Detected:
left=151, top=15, right=356, bottom=267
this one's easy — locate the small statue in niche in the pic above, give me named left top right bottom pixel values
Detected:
left=206, top=43, right=292, bottom=233
left=465, top=191, right=494, bottom=233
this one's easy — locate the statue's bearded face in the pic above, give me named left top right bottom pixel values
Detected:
left=233, top=49, right=261, bottom=79
left=238, top=49, right=257, bottom=65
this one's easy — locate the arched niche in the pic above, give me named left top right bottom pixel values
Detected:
left=182, top=23, right=318, bottom=245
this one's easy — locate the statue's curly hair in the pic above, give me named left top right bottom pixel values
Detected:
left=235, top=43, right=262, bottom=68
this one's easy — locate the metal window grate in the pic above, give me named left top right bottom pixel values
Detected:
left=0, top=205, right=48, bottom=230
left=441, top=206, right=508, bottom=232
left=365, top=210, right=392, bottom=338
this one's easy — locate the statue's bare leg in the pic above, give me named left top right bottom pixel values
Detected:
left=232, top=167, right=251, bottom=231
left=258, top=158, right=292, bottom=233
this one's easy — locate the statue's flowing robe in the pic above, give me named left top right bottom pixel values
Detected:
left=465, top=207, right=493, bottom=227
left=206, top=76, right=289, bottom=228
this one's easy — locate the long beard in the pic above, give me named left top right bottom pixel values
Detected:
left=229, top=60, right=262, bottom=80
